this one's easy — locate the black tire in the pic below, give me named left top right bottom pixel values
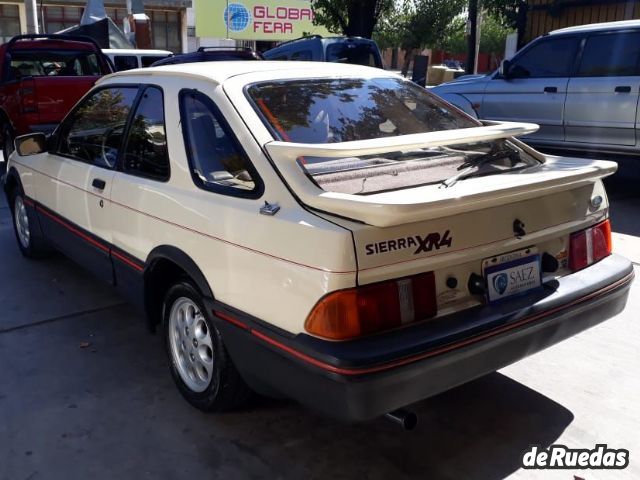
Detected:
left=163, top=280, right=251, bottom=411
left=2, top=124, right=14, bottom=162
left=9, top=186, right=49, bottom=258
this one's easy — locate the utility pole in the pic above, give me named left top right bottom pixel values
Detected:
left=24, top=0, right=39, bottom=33
left=466, top=0, right=478, bottom=74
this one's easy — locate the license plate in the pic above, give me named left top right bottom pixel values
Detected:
left=483, top=249, right=542, bottom=303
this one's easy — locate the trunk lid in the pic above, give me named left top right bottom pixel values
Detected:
left=345, top=177, right=610, bottom=285
left=265, top=123, right=615, bottom=292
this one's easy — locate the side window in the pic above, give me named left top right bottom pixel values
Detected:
left=180, top=90, right=260, bottom=196
left=578, top=32, right=640, bottom=77
left=123, top=86, right=170, bottom=180
left=141, top=56, right=168, bottom=67
left=58, top=87, right=138, bottom=168
left=114, top=55, right=139, bottom=71
left=510, top=37, right=581, bottom=78
left=291, top=50, right=312, bottom=61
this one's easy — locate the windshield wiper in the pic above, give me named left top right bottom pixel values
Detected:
left=439, top=148, right=520, bottom=188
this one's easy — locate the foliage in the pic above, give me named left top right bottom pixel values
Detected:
left=480, top=14, right=515, bottom=54
left=438, top=13, right=514, bottom=55
left=310, top=0, right=394, bottom=38
left=482, top=0, right=523, bottom=30
left=438, top=17, right=467, bottom=54
left=396, top=0, right=467, bottom=51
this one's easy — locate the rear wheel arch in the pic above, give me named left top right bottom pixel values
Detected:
left=143, top=246, right=214, bottom=331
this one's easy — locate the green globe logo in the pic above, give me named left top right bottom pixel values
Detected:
left=224, top=3, right=251, bottom=32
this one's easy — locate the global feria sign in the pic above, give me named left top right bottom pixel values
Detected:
left=194, top=0, right=332, bottom=40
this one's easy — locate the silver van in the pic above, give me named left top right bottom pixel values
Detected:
left=432, top=20, right=640, bottom=155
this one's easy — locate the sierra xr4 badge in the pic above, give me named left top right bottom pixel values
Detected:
left=365, top=230, right=453, bottom=256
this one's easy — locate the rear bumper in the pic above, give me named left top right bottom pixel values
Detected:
left=213, top=254, right=634, bottom=421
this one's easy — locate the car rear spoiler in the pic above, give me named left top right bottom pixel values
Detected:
left=264, top=121, right=617, bottom=227
left=266, top=121, right=539, bottom=160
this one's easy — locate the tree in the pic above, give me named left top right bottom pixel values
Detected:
left=375, top=0, right=466, bottom=75
left=440, top=14, right=513, bottom=56
left=480, top=14, right=514, bottom=55
left=310, top=0, right=394, bottom=38
left=483, top=0, right=525, bottom=29
left=397, top=0, right=467, bottom=51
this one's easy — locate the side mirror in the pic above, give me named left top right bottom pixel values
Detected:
left=15, top=133, right=46, bottom=156
left=499, top=59, right=512, bottom=78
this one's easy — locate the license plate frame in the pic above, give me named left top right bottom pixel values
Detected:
left=482, top=248, right=542, bottom=304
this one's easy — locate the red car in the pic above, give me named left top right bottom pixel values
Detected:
left=0, top=34, right=113, bottom=160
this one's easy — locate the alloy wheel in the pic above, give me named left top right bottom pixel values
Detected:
left=168, top=297, right=215, bottom=392
left=14, top=196, right=30, bottom=249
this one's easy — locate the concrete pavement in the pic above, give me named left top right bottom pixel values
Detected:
left=0, top=173, right=638, bottom=480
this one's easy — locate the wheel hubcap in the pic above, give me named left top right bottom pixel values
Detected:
left=168, top=297, right=214, bottom=392
left=14, top=196, right=30, bottom=249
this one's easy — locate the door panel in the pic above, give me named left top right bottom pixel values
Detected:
left=565, top=77, right=640, bottom=145
left=480, top=36, right=581, bottom=143
left=35, top=156, right=115, bottom=283
left=564, top=31, right=640, bottom=146
left=482, top=77, right=569, bottom=141
left=33, top=85, right=140, bottom=283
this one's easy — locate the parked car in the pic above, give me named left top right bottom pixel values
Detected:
left=263, top=35, right=383, bottom=68
left=4, top=62, right=633, bottom=424
left=103, top=48, right=172, bottom=71
left=432, top=20, right=640, bottom=156
left=150, top=46, right=262, bottom=66
left=0, top=34, right=113, bottom=161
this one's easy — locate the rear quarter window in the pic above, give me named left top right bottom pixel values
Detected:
left=179, top=90, right=263, bottom=198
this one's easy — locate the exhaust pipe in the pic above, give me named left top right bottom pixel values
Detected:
left=384, top=408, right=418, bottom=431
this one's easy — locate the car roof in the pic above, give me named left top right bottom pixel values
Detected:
left=150, top=50, right=260, bottom=66
left=102, top=48, right=173, bottom=55
left=5, top=38, right=97, bottom=51
left=99, top=60, right=395, bottom=85
left=549, top=19, right=640, bottom=35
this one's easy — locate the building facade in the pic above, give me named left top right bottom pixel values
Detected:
left=0, top=0, right=190, bottom=52
left=522, top=0, right=640, bottom=43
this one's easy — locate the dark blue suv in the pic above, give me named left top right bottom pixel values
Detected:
left=263, top=36, right=383, bottom=68
left=150, top=46, right=262, bottom=66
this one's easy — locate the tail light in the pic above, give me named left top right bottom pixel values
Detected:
left=569, top=219, right=612, bottom=272
left=305, top=272, right=437, bottom=340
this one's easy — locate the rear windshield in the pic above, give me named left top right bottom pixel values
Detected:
left=326, top=43, right=381, bottom=68
left=248, top=77, right=537, bottom=194
left=248, top=77, right=478, bottom=143
left=8, top=50, right=104, bottom=79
